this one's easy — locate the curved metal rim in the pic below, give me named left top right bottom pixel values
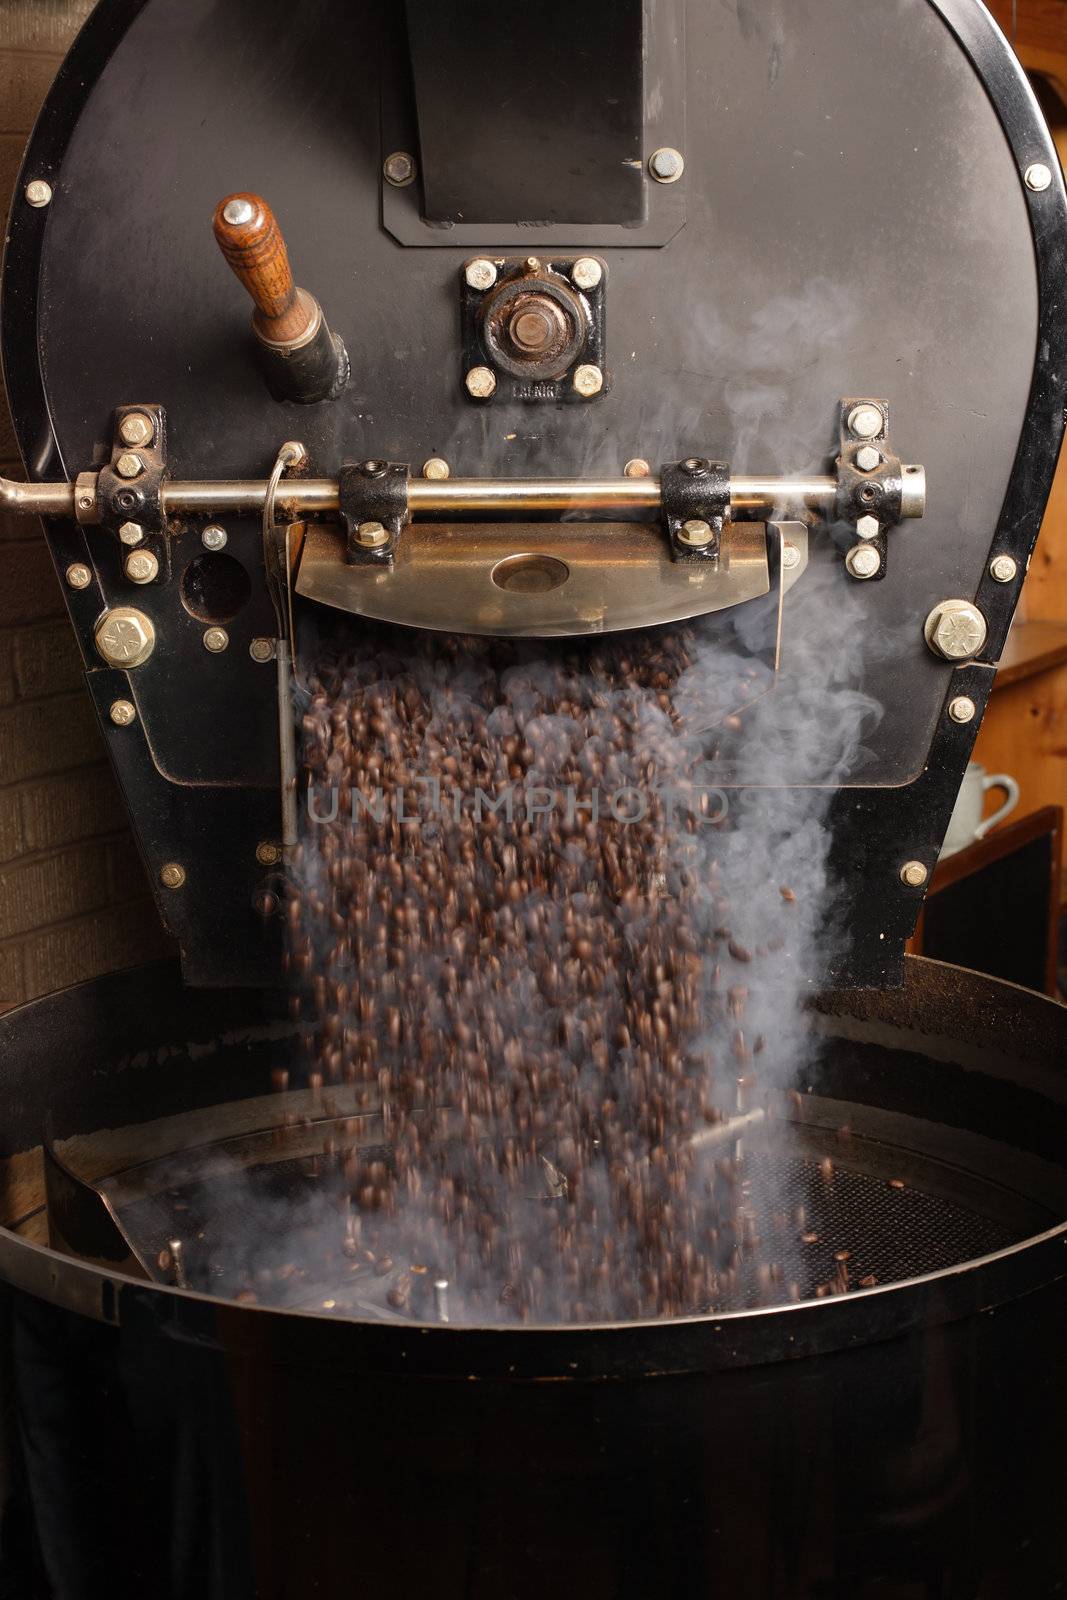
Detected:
left=1, top=955, right=1066, bottom=1381
left=0, top=1173, right=1064, bottom=1383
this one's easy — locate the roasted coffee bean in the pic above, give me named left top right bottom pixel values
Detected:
left=274, top=619, right=827, bottom=1323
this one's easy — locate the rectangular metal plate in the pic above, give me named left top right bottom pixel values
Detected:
left=384, top=0, right=686, bottom=247
left=406, top=0, right=644, bottom=225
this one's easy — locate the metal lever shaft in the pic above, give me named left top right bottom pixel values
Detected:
left=0, top=469, right=927, bottom=524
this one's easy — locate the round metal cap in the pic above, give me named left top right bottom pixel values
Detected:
left=222, top=197, right=255, bottom=225
left=464, top=258, right=497, bottom=291
left=125, top=550, right=158, bottom=584
left=357, top=520, right=390, bottom=549
left=571, top=257, right=603, bottom=290
left=846, top=545, right=880, bottom=580
left=847, top=404, right=884, bottom=440
left=573, top=364, right=604, bottom=398
left=118, top=412, right=153, bottom=447
left=109, top=699, right=137, bottom=727
left=648, top=147, right=685, bottom=182
left=465, top=366, right=497, bottom=400
left=678, top=518, right=714, bottom=549
left=383, top=151, right=416, bottom=187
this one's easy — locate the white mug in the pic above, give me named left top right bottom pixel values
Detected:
left=939, top=762, right=1020, bottom=859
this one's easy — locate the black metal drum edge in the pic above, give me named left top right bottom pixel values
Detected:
left=1, top=1204, right=1065, bottom=1381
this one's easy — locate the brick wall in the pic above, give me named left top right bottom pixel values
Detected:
left=0, top=1, right=173, bottom=1008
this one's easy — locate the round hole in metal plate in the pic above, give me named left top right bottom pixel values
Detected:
left=490, top=553, right=570, bottom=594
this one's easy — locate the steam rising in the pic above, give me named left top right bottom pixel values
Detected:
left=250, top=562, right=882, bottom=1325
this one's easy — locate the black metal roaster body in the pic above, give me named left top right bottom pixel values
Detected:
left=1, top=958, right=1067, bottom=1599
left=2, top=1, right=1067, bottom=1596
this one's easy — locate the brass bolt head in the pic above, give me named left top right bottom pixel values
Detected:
left=846, top=544, right=880, bottom=580
left=900, top=860, right=929, bottom=889
left=125, top=549, right=159, bottom=584
left=925, top=599, right=987, bottom=661
left=95, top=607, right=155, bottom=667
left=855, top=446, right=882, bottom=473
left=65, top=563, right=92, bottom=590
left=464, top=258, right=497, bottom=291
left=115, top=452, right=144, bottom=479
left=118, top=412, right=153, bottom=447
left=109, top=699, right=137, bottom=727
left=383, top=151, right=416, bottom=187
left=249, top=637, right=275, bottom=663
left=848, top=404, right=884, bottom=440
left=202, top=525, right=228, bottom=551
left=422, top=458, right=451, bottom=480
left=465, top=366, right=497, bottom=400
left=990, top=554, right=1018, bottom=583
left=256, top=841, right=282, bottom=866
left=357, top=520, right=390, bottom=549
left=571, top=257, right=603, bottom=290
left=948, top=696, right=977, bottom=724
left=203, top=626, right=229, bottom=653
left=573, top=364, right=604, bottom=398
left=119, top=521, right=143, bottom=546
left=678, top=519, right=714, bottom=549
left=649, top=147, right=685, bottom=182
left=624, top=458, right=652, bottom=479
left=160, top=862, right=186, bottom=890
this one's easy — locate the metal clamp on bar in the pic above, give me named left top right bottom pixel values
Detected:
left=90, top=405, right=171, bottom=586
left=660, top=457, right=730, bottom=562
left=833, top=398, right=924, bottom=583
left=339, top=461, right=411, bottom=565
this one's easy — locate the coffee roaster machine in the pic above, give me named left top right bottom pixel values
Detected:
left=3, top=1, right=1067, bottom=1595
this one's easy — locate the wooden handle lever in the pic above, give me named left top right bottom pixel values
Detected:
left=213, top=193, right=316, bottom=345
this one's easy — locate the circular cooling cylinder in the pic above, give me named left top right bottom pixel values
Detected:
left=3, top=958, right=1067, bottom=1592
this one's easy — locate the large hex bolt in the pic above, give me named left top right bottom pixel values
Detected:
left=94, top=607, right=156, bottom=667
left=924, top=599, right=988, bottom=661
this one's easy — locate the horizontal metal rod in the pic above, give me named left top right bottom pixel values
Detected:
left=0, top=477, right=77, bottom=516
left=158, top=474, right=843, bottom=519
left=0, top=470, right=926, bottom=522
